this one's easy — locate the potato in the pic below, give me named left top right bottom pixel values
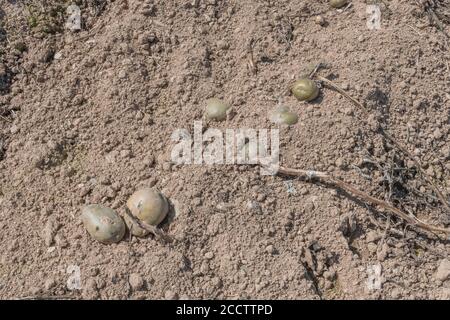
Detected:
left=291, top=78, right=319, bottom=102
left=127, top=188, right=169, bottom=226
left=81, top=205, right=125, bottom=244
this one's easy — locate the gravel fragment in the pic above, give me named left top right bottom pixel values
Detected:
left=129, top=273, right=145, bottom=291
left=435, top=259, right=450, bottom=281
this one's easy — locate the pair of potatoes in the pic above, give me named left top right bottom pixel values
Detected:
left=269, top=78, right=319, bottom=125
left=81, top=188, right=168, bottom=244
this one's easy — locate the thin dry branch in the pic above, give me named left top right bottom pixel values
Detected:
left=123, top=209, right=173, bottom=243
left=416, top=0, right=450, bottom=38
left=0, top=115, right=12, bottom=123
left=14, top=295, right=78, bottom=300
left=246, top=39, right=257, bottom=75
left=316, top=75, right=450, bottom=214
left=277, top=166, right=450, bottom=236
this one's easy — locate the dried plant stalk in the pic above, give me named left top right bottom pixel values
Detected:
left=316, top=75, right=450, bottom=214
left=123, top=209, right=173, bottom=243
left=277, top=166, right=450, bottom=236
left=0, top=115, right=11, bottom=123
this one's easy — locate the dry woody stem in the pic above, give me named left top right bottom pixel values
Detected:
left=123, top=209, right=173, bottom=243
left=316, top=75, right=450, bottom=214
left=0, top=115, right=12, bottom=123
left=277, top=166, right=450, bottom=236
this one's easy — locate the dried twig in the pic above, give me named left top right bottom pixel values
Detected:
left=0, top=115, right=12, bottom=123
left=246, top=39, right=257, bottom=75
left=415, top=0, right=450, bottom=38
left=428, top=8, right=449, bottom=37
left=378, top=216, right=391, bottom=249
left=14, top=295, right=78, bottom=300
left=277, top=166, right=450, bottom=236
left=123, top=209, right=173, bottom=243
left=316, top=75, right=450, bottom=213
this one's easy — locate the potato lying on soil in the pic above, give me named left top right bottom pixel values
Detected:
left=269, top=106, right=299, bottom=125
left=330, top=0, right=348, bottom=8
left=291, top=78, right=319, bottom=102
left=81, top=205, right=126, bottom=244
left=127, top=188, right=169, bottom=226
left=205, top=98, right=230, bottom=121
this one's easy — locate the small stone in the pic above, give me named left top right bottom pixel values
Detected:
left=44, top=278, right=56, bottom=291
left=323, top=270, right=336, bottom=281
left=441, top=288, right=450, bottom=300
left=433, top=128, right=443, bottom=140
left=204, top=252, right=214, bottom=260
left=82, top=278, right=99, bottom=299
left=29, top=286, right=41, bottom=295
left=200, top=261, right=210, bottom=274
left=10, top=125, right=19, bottom=134
left=7, top=240, right=18, bottom=252
left=144, top=155, right=155, bottom=167
left=118, top=69, right=127, bottom=79
left=54, top=234, right=68, bottom=248
left=54, top=51, right=62, bottom=60
left=162, top=162, right=172, bottom=171
left=141, top=6, right=155, bottom=16
left=247, top=200, right=262, bottom=214
left=256, top=194, right=266, bottom=202
left=39, top=48, right=55, bottom=63
left=335, top=157, right=345, bottom=169
left=40, top=207, right=53, bottom=217
left=377, top=243, right=389, bottom=262
left=435, top=259, right=450, bottom=281
left=47, top=246, right=56, bottom=253
left=79, top=185, right=92, bottom=197
left=366, top=231, right=380, bottom=243
left=165, top=290, right=179, bottom=300
left=99, top=177, right=111, bottom=185
left=129, top=273, right=145, bottom=291
left=211, top=277, right=223, bottom=288
left=216, top=40, right=229, bottom=50
left=89, top=268, right=100, bottom=277
left=391, top=287, right=401, bottom=299
left=265, top=245, right=276, bottom=255
left=42, top=221, right=58, bottom=247
left=135, top=111, right=144, bottom=120
left=323, top=279, right=333, bottom=290
left=120, top=149, right=132, bottom=158
left=192, top=197, right=202, bottom=206
left=367, top=243, right=378, bottom=254
left=315, top=15, right=326, bottom=26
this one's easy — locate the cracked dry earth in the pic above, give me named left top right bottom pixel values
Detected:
left=0, top=0, right=450, bottom=299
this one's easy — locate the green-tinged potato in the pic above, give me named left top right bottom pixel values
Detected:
left=127, top=188, right=169, bottom=226
left=205, top=98, right=230, bottom=121
left=269, top=107, right=299, bottom=125
left=81, top=205, right=125, bottom=244
left=291, top=78, right=319, bottom=102
left=277, top=112, right=299, bottom=125
left=330, top=0, right=348, bottom=9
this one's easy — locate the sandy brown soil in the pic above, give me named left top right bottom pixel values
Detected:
left=0, top=0, right=450, bottom=300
